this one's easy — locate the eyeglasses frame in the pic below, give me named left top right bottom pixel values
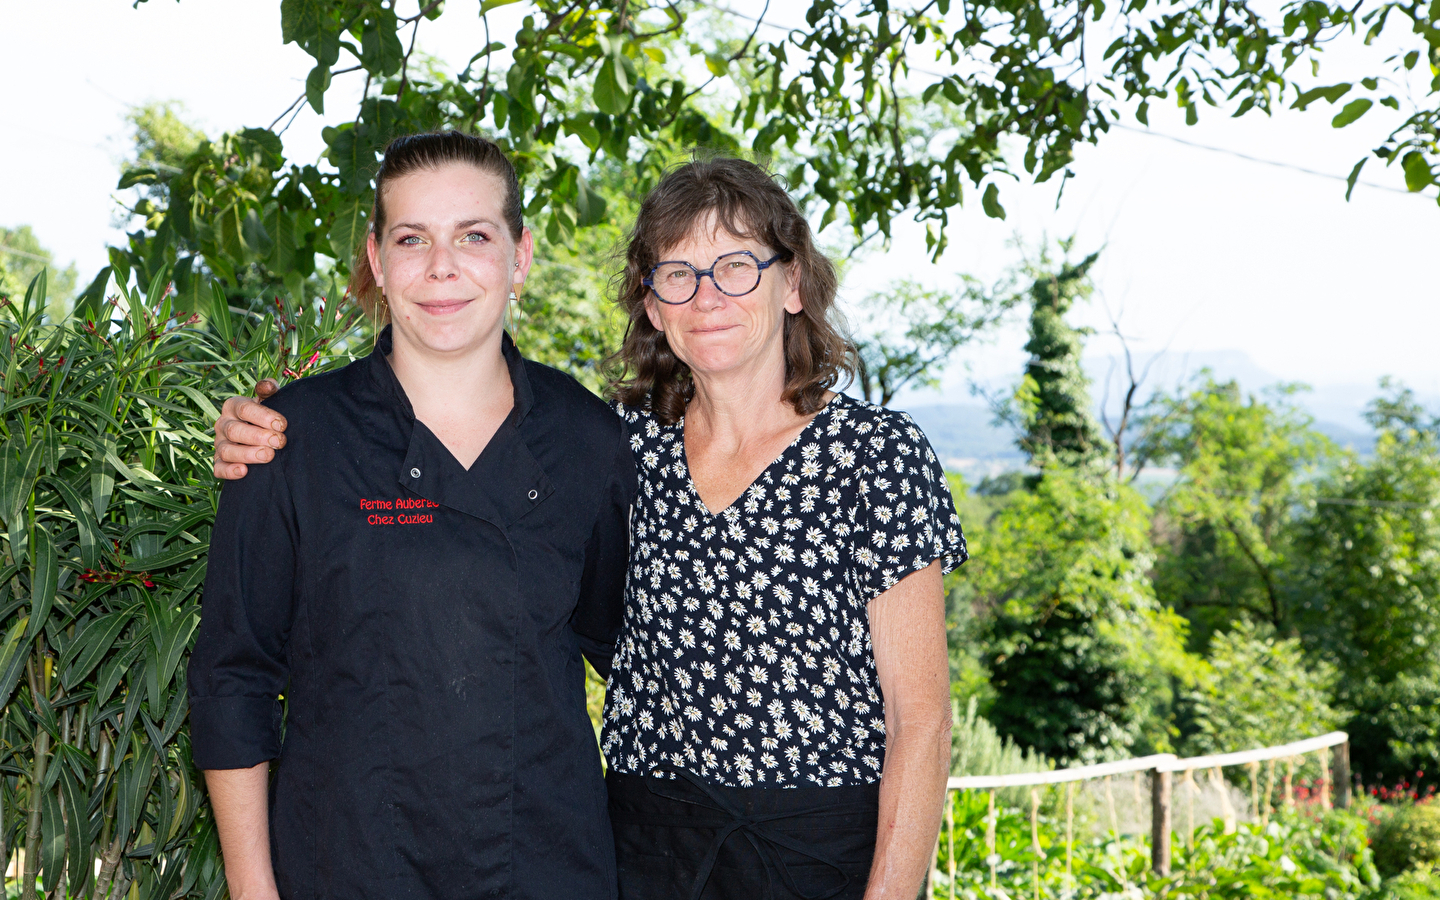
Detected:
left=642, top=250, right=785, bottom=305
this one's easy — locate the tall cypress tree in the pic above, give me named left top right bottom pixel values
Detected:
left=976, top=246, right=1186, bottom=764
left=1014, top=250, right=1108, bottom=467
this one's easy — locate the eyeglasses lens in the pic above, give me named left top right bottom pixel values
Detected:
left=652, top=254, right=762, bottom=303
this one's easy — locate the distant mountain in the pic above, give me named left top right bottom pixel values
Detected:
left=891, top=349, right=1428, bottom=472
left=899, top=403, right=1023, bottom=477
left=1085, top=348, right=1439, bottom=435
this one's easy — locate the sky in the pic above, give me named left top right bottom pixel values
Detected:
left=1, top=0, right=1436, bottom=421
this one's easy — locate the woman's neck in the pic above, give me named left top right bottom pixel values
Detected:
left=685, top=355, right=801, bottom=451
left=387, top=326, right=514, bottom=469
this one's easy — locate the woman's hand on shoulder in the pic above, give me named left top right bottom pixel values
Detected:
left=213, top=379, right=287, bottom=480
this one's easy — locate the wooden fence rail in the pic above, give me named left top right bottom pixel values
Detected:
left=929, top=731, right=1351, bottom=896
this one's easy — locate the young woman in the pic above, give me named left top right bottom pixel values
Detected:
left=191, top=132, right=633, bottom=900
left=214, top=157, right=964, bottom=900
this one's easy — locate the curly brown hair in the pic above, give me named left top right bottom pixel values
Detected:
left=609, top=158, right=854, bottom=424
left=345, top=131, right=523, bottom=323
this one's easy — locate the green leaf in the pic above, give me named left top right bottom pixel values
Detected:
left=60, top=765, right=91, bottom=896
left=306, top=63, right=332, bottom=114
left=25, top=523, right=58, bottom=643
left=116, top=742, right=157, bottom=842
left=94, top=642, right=141, bottom=712
left=59, top=610, right=134, bottom=691
left=328, top=198, right=370, bottom=263
left=1344, top=159, right=1367, bottom=201
left=1402, top=151, right=1433, bottom=192
left=566, top=116, right=602, bottom=152
left=48, top=477, right=100, bottom=570
left=361, top=9, right=405, bottom=76
left=480, top=0, right=524, bottom=11
left=1291, top=83, right=1351, bottom=111
left=155, top=609, right=199, bottom=699
left=593, top=54, right=632, bottom=116
left=41, top=785, right=65, bottom=894
left=1331, top=98, right=1372, bottom=127
left=91, top=440, right=116, bottom=522
left=241, top=208, right=274, bottom=258
left=117, top=168, right=159, bottom=190
left=280, top=0, right=326, bottom=46
left=574, top=175, right=609, bottom=228
left=0, top=616, right=31, bottom=707
left=0, top=438, right=45, bottom=535
left=982, top=183, right=1007, bottom=220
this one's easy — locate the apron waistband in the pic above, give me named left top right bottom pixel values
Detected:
left=611, top=766, right=872, bottom=900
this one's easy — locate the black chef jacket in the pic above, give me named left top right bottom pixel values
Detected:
left=189, top=327, right=634, bottom=900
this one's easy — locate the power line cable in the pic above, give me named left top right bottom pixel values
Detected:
left=0, top=244, right=53, bottom=264
left=1110, top=122, right=1417, bottom=197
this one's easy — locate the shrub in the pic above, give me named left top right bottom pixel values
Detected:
left=1375, top=803, right=1440, bottom=877
left=1180, top=619, right=1343, bottom=758
left=0, top=272, right=357, bottom=898
left=1380, top=864, right=1440, bottom=900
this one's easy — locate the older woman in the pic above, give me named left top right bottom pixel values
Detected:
left=214, top=157, right=964, bottom=900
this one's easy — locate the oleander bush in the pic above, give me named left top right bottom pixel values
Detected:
left=0, top=271, right=357, bottom=899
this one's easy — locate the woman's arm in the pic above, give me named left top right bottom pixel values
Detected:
left=213, top=380, right=287, bottom=480
left=205, top=763, right=281, bottom=900
left=865, top=560, right=952, bottom=900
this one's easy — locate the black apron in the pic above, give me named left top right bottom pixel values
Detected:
left=608, top=769, right=880, bottom=900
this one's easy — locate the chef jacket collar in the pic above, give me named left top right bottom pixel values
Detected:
left=366, top=325, right=535, bottom=427
left=366, top=325, right=553, bottom=527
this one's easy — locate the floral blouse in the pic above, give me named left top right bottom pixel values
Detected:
left=602, top=394, right=968, bottom=788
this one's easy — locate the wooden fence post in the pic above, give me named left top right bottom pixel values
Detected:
left=1320, top=748, right=1333, bottom=810
left=987, top=790, right=997, bottom=890
left=1333, top=741, right=1352, bottom=809
left=946, top=791, right=955, bottom=898
left=1030, top=787, right=1041, bottom=900
left=1151, top=768, right=1172, bottom=876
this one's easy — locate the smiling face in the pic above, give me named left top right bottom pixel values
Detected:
left=644, top=221, right=801, bottom=384
left=366, top=162, right=531, bottom=358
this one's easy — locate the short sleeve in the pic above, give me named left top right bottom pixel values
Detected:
left=570, top=413, right=637, bottom=680
left=187, top=454, right=300, bottom=770
left=851, top=411, right=968, bottom=603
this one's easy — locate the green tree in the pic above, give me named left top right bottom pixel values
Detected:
left=110, top=0, right=1439, bottom=322
left=851, top=275, right=1019, bottom=407
left=1140, top=378, right=1334, bottom=643
left=1012, top=246, right=1108, bottom=469
left=971, top=465, right=1190, bottom=763
left=962, top=249, right=1196, bottom=763
left=0, top=226, right=78, bottom=320
left=1178, top=619, right=1343, bottom=757
left=124, top=102, right=207, bottom=203
left=1291, top=381, right=1440, bottom=784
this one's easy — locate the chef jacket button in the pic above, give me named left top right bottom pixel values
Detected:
left=527, top=489, right=538, bottom=500
left=410, top=467, right=421, bottom=478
